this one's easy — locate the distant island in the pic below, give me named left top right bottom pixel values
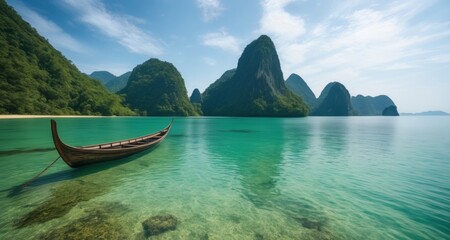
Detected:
left=401, top=111, right=449, bottom=116
left=351, top=95, right=396, bottom=116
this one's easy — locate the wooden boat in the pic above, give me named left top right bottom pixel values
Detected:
left=51, top=119, right=172, bottom=168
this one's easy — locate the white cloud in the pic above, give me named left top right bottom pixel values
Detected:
left=201, top=29, right=240, bottom=53
left=257, top=0, right=450, bottom=97
left=203, top=57, right=217, bottom=66
left=196, top=0, right=223, bottom=22
left=13, top=4, right=87, bottom=54
left=315, top=1, right=438, bottom=70
left=259, top=0, right=305, bottom=42
left=425, top=53, right=450, bottom=64
left=63, top=0, right=163, bottom=56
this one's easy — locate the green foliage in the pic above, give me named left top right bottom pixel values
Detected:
left=192, top=103, right=203, bottom=115
left=202, top=35, right=309, bottom=117
left=0, top=1, right=134, bottom=115
left=120, top=58, right=199, bottom=116
left=201, top=69, right=236, bottom=115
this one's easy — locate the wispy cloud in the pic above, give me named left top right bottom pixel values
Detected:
left=259, top=0, right=305, bottom=42
left=203, top=57, right=217, bottom=66
left=258, top=0, right=450, bottom=94
left=196, top=0, right=223, bottom=22
left=201, top=29, right=240, bottom=53
left=12, top=3, right=87, bottom=54
left=309, top=1, right=448, bottom=73
left=63, top=0, right=163, bottom=56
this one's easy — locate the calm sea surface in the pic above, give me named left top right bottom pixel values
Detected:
left=0, top=117, right=449, bottom=239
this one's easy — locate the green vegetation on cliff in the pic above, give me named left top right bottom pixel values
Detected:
left=0, top=1, right=134, bottom=115
left=285, top=73, right=317, bottom=108
left=201, top=69, right=235, bottom=115
left=202, top=35, right=309, bottom=117
left=120, top=58, right=199, bottom=116
left=190, top=88, right=203, bottom=115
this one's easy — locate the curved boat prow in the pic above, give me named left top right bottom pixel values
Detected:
left=51, top=119, right=75, bottom=167
left=50, top=119, right=172, bottom=168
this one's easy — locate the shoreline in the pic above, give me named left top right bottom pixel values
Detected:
left=0, top=115, right=105, bottom=119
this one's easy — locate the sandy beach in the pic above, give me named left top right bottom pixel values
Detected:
left=0, top=115, right=105, bottom=119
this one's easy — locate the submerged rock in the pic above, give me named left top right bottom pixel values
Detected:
left=142, top=214, right=178, bottom=237
left=255, top=232, right=266, bottom=240
left=200, top=233, right=209, bottom=240
left=187, top=232, right=209, bottom=240
left=15, top=180, right=106, bottom=228
left=39, top=202, right=129, bottom=240
left=294, top=217, right=324, bottom=231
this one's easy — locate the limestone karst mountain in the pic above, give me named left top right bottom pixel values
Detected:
left=312, top=82, right=354, bottom=116
left=119, top=58, right=199, bottom=116
left=285, top=73, right=317, bottom=109
left=201, top=35, right=308, bottom=117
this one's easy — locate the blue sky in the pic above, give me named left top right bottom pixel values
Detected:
left=6, top=0, right=450, bottom=113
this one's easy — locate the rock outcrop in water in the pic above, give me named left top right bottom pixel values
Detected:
left=351, top=95, right=396, bottom=116
left=40, top=202, right=130, bottom=239
left=294, top=217, right=324, bottom=231
left=141, top=214, right=178, bottom=237
left=15, top=180, right=108, bottom=228
left=312, top=82, right=354, bottom=116
left=201, top=35, right=309, bottom=117
left=120, top=58, right=200, bottom=116
left=382, top=105, right=399, bottom=116
left=285, top=73, right=317, bottom=108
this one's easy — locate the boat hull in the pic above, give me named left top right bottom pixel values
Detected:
left=51, top=119, right=172, bottom=168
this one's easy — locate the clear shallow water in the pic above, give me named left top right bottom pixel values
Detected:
left=0, top=117, right=449, bottom=239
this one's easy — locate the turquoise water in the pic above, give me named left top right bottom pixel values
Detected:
left=0, top=117, right=449, bottom=239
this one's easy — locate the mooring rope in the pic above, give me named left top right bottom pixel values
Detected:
left=19, top=156, right=61, bottom=190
